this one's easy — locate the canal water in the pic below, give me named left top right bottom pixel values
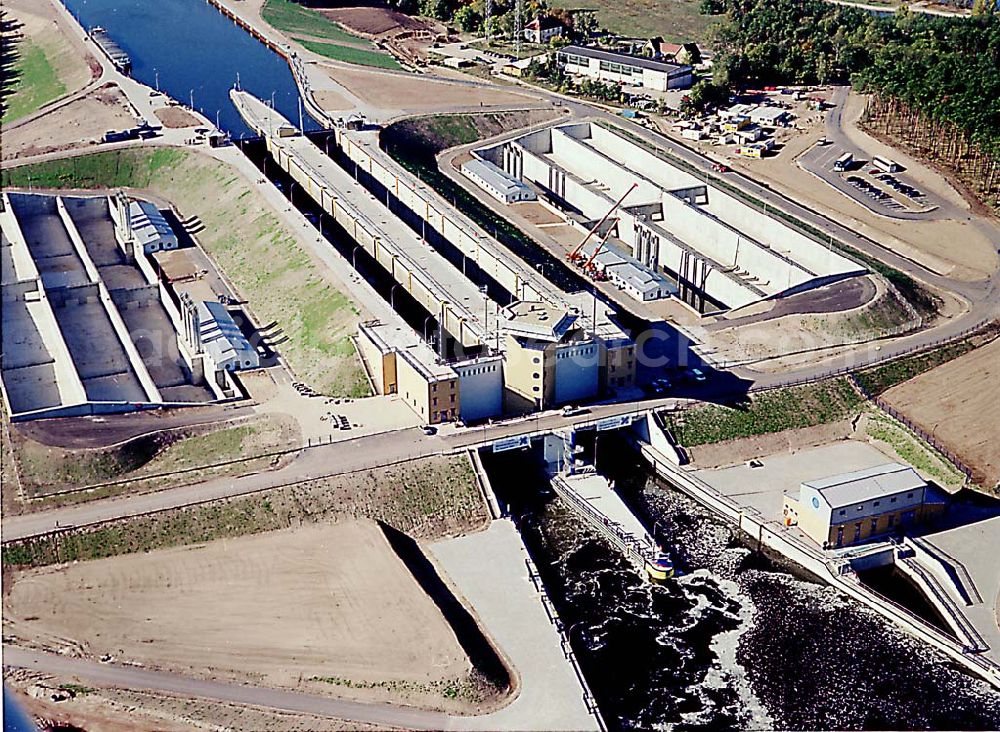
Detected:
left=61, top=0, right=319, bottom=138
left=481, top=442, right=1000, bottom=731
left=54, top=0, right=1000, bottom=728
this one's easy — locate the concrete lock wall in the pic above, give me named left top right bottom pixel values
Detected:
left=587, top=123, right=859, bottom=280
left=549, top=130, right=661, bottom=205
left=455, top=357, right=503, bottom=421
left=553, top=342, right=600, bottom=405
left=338, top=129, right=532, bottom=304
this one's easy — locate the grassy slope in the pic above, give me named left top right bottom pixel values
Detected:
left=14, top=416, right=298, bottom=499
left=261, top=0, right=399, bottom=68
left=549, top=0, right=713, bottom=43
left=294, top=38, right=401, bottom=70
left=4, top=454, right=486, bottom=567
left=670, top=378, right=865, bottom=446
left=3, top=38, right=66, bottom=123
left=2, top=149, right=369, bottom=397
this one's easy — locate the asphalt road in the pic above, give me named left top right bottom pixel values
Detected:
left=3, top=646, right=451, bottom=730
left=1, top=398, right=681, bottom=542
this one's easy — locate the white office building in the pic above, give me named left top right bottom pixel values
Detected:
left=556, top=45, right=694, bottom=91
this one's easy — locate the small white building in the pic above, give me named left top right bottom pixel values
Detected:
left=556, top=45, right=693, bottom=92
left=462, top=159, right=536, bottom=204
left=129, top=200, right=179, bottom=253
left=749, top=106, right=790, bottom=127
left=197, top=300, right=259, bottom=372
left=523, top=16, right=565, bottom=44
left=584, top=241, right=675, bottom=302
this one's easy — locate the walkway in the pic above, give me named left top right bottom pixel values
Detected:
left=922, top=514, right=1000, bottom=667
left=431, top=520, right=600, bottom=731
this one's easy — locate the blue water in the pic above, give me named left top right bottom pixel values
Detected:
left=61, top=0, right=318, bottom=138
left=3, top=687, right=37, bottom=732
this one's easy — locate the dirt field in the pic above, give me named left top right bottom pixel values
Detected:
left=2, top=84, right=137, bottom=161
left=322, top=5, right=430, bottom=37
left=882, top=338, right=1000, bottom=488
left=314, top=89, right=353, bottom=111
left=4, top=520, right=481, bottom=710
left=153, top=106, right=200, bottom=129
left=320, top=64, right=538, bottom=113
left=512, top=201, right=564, bottom=226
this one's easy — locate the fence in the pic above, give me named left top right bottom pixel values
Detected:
left=848, top=371, right=977, bottom=482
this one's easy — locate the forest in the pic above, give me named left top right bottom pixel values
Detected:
left=706, top=0, right=1000, bottom=207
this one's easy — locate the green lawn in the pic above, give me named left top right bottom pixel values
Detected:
left=669, top=378, right=865, bottom=446
left=294, top=38, right=401, bottom=70
left=2, top=38, right=66, bottom=124
left=549, top=0, right=714, bottom=43
left=261, top=0, right=369, bottom=46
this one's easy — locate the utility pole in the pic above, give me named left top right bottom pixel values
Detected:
left=514, top=0, right=523, bottom=57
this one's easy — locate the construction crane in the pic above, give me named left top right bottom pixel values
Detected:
left=567, top=182, right=637, bottom=264
left=582, top=218, right=618, bottom=275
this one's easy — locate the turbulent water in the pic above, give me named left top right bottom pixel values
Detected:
left=497, top=449, right=1000, bottom=731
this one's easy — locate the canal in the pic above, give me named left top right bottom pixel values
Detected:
left=53, top=0, right=1000, bottom=728
left=62, top=0, right=319, bottom=138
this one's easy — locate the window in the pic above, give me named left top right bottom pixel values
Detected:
left=870, top=519, right=878, bottom=534
left=906, top=492, right=913, bottom=499
left=433, top=397, right=438, bottom=406
left=853, top=523, right=862, bottom=542
left=856, top=505, right=864, bottom=512
left=873, top=501, right=880, bottom=508
left=533, top=372, right=540, bottom=379
left=836, top=526, right=844, bottom=547
left=838, top=509, right=846, bottom=516
left=891, top=496, right=897, bottom=503
left=532, top=386, right=540, bottom=392
left=887, top=514, right=895, bottom=528
left=450, top=394, right=455, bottom=403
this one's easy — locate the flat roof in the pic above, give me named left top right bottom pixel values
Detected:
left=558, top=45, right=692, bottom=76
left=501, top=301, right=579, bottom=342
left=805, top=463, right=926, bottom=509
left=359, top=321, right=457, bottom=382
left=462, top=159, right=531, bottom=197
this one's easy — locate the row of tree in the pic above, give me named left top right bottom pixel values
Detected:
left=704, top=0, right=999, bottom=207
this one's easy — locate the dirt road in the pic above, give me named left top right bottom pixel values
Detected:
left=4, top=646, right=449, bottom=730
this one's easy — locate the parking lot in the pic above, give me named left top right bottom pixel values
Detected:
left=801, top=142, right=939, bottom=218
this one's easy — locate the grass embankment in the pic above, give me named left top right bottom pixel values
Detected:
left=260, top=0, right=399, bottom=69
left=669, top=378, right=865, bottom=446
left=3, top=454, right=486, bottom=567
left=864, top=413, right=966, bottom=488
left=11, top=416, right=299, bottom=501
left=2, top=149, right=370, bottom=396
left=382, top=111, right=577, bottom=291
left=547, top=0, right=712, bottom=42
left=295, top=38, right=401, bottom=69
left=2, top=38, right=65, bottom=123
left=854, top=338, right=982, bottom=397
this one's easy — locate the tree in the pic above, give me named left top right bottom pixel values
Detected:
left=454, top=5, right=483, bottom=32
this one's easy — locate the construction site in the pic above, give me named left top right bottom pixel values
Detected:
left=473, top=121, right=866, bottom=314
